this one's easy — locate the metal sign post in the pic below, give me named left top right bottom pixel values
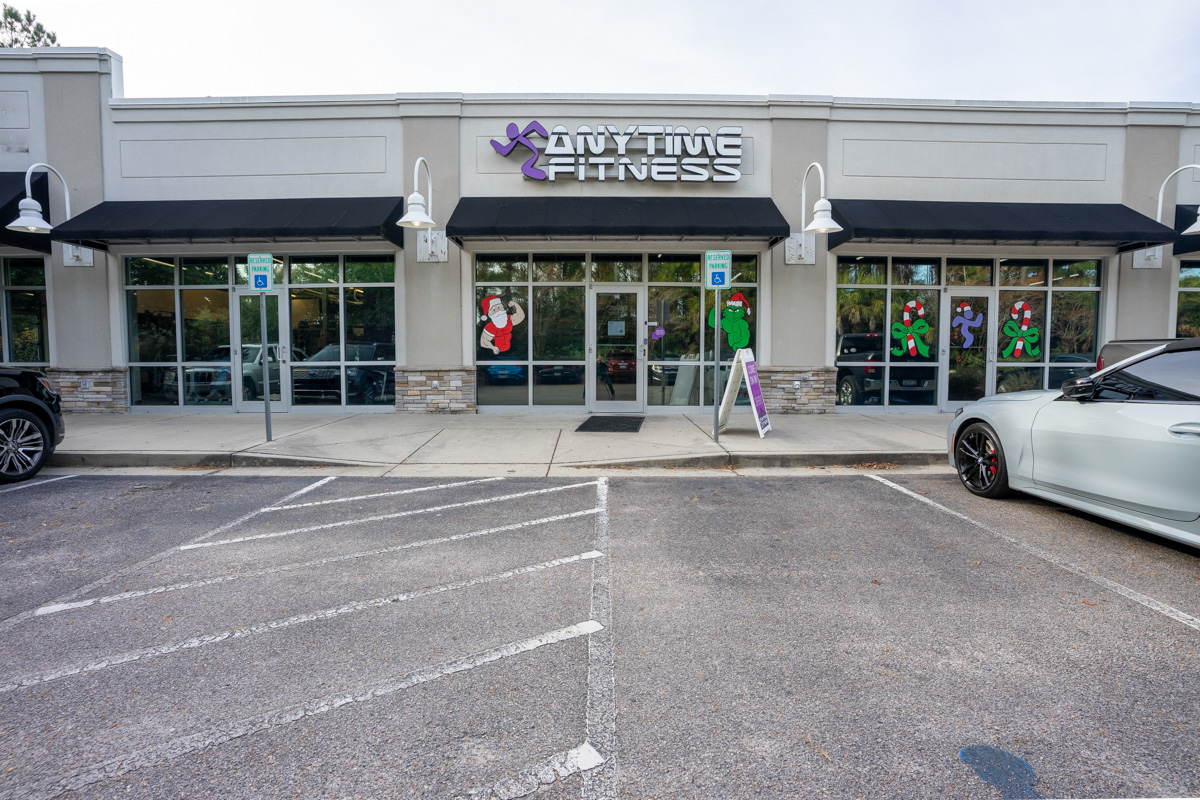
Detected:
left=247, top=253, right=274, bottom=443
left=704, top=251, right=732, bottom=443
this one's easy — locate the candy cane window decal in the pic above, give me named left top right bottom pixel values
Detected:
left=890, top=298, right=932, bottom=358
left=1001, top=300, right=1041, bottom=359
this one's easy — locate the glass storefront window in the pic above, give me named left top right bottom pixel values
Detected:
left=126, top=257, right=175, bottom=286
left=476, top=254, right=528, bottom=283
left=649, top=254, right=701, bottom=283
left=731, top=254, right=758, bottom=284
left=591, top=254, right=642, bottom=283
left=532, top=286, right=584, bottom=360
left=181, top=257, right=229, bottom=286
left=1178, top=261, right=1200, bottom=338
left=289, top=257, right=339, bottom=285
left=129, top=366, right=178, bottom=406
left=946, top=258, right=993, bottom=286
left=5, top=259, right=44, bottom=287
left=1052, top=259, right=1100, bottom=288
left=1049, top=291, right=1098, bottom=363
left=999, top=259, right=1048, bottom=287
left=997, top=366, right=1044, bottom=394
left=290, top=287, right=340, bottom=360
left=344, top=256, right=394, bottom=283
left=837, top=256, right=886, bottom=285
left=2, top=259, right=48, bottom=363
left=5, top=290, right=48, bottom=362
left=533, top=254, right=585, bottom=282
left=127, top=289, right=177, bottom=362
left=181, top=289, right=230, bottom=361
left=346, top=287, right=396, bottom=354
left=649, top=287, right=701, bottom=361
left=891, top=257, right=939, bottom=286
left=126, top=254, right=397, bottom=408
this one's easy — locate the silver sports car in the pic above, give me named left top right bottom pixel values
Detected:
left=947, top=337, right=1200, bottom=549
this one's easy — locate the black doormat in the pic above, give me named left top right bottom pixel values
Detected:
left=576, top=415, right=645, bottom=433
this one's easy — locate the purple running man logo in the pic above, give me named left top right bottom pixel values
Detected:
left=491, top=121, right=549, bottom=180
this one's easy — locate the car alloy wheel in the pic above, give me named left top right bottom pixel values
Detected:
left=837, top=376, right=860, bottom=406
left=954, top=422, right=1011, bottom=499
left=0, top=409, right=49, bottom=484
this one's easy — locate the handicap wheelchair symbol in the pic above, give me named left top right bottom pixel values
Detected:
left=711, top=272, right=727, bottom=287
left=253, top=275, right=269, bottom=289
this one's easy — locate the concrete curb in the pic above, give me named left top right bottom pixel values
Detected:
left=51, top=449, right=947, bottom=471
left=48, top=451, right=377, bottom=469
left=567, top=451, right=947, bottom=469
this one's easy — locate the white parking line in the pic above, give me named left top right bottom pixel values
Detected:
left=180, top=480, right=603, bottom=551
left=265, top=476, right=505, bottom=511
left=870, top=475, right=1200, bottom=633
left=583, top=476, right=617, bottom=800
left=1, top=551, right=603, bottom=694
left=454, top=742, right=606, bottom=800
left=35, top=508, right=602, bottom=617
left=0, top=474, right=75, bottom=494
left=12, top=621, right=604, bottom=800
left=0, top=476, right=337, bottom=634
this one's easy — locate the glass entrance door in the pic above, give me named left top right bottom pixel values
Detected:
left=234, top=289, right=290, bottom=412
left=590, top=288, right=645, bottom=412
left=941, top=290, right=996, bottom=410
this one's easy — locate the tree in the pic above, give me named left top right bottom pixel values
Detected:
left=0, top=5, right=57, bottom=48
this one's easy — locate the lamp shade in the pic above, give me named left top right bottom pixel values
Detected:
left=396, top=191, right=435, bottom=228
left=1183, top=208, right=1200, bottom=236
left=802, top=198, right=843, bottom=235
left=6, top=197, right=51, bottom=234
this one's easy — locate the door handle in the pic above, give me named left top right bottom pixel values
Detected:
left=1167, top=423, right=1200, bottom=438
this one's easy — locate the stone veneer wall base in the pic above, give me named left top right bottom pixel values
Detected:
left=395, top=367, right=477, bottom=413
left=46, top=368, right=130, bottom=413
left=755, top=366, right=836, bottom=413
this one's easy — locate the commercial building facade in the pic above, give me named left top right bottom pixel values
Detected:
left=1, top=48, right=1197, bottom=415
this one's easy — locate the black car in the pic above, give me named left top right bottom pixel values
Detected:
left=0, top=367, right=65, bottom=483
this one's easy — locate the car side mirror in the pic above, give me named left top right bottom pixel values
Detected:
left=1060, top=376, right=1096, bottom=400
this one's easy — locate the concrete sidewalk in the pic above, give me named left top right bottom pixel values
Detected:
left=46, top=410, right=954, bottom=477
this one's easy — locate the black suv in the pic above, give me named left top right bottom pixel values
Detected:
left=0, top=367, right=65, bottom=483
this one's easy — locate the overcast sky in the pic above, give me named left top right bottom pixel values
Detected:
left=24, top=0, right=1200, bottom=103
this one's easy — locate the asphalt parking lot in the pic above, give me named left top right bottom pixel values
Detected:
left=1, top=472, right=1198, bottom=800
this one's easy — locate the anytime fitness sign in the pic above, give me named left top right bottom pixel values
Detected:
left=490, top=121, right=743, bottom=183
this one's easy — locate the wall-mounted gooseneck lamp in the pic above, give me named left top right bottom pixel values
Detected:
left=785, top=161, right=844, bottom=265
left=5, top=162, right=93, bottom=266
left=396, top=156, right=448, bottom=263
left=1132, top=164, right=1200, bottom=270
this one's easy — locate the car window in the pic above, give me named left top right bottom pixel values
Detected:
left=1093, top=350, right=1200, bottom=402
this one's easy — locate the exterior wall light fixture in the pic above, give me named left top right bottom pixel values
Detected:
left=785, top=161, right=843, bottom=265
left=1133, top=164, right=1200, bottom=270
left=396, top=156, right=448, bottom=262
left=5, top=162, right=93, bottom=266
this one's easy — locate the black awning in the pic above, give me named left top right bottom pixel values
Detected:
left=0, top=172, right=51, bottom=254
left=50, top=197, right=407, bottom=251
left=1175, top=205, right=1200, bottom=257
left=827, top=199, right=1176, bottom=253
left=445, top=197, right=790, bottom=246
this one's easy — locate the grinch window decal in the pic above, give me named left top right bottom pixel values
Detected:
left=478, top=294, right=526, bottom=355
left=708, top=291, right=752, bottom=351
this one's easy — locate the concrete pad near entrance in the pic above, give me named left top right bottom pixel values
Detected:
left=243, top=415, right=444, bottom=465
left=399, top=423, right=563, bottom=465
left=552, top=415, right=719, bottom=466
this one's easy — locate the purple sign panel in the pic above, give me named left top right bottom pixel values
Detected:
left=744, top=357, right=772, bottom=437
